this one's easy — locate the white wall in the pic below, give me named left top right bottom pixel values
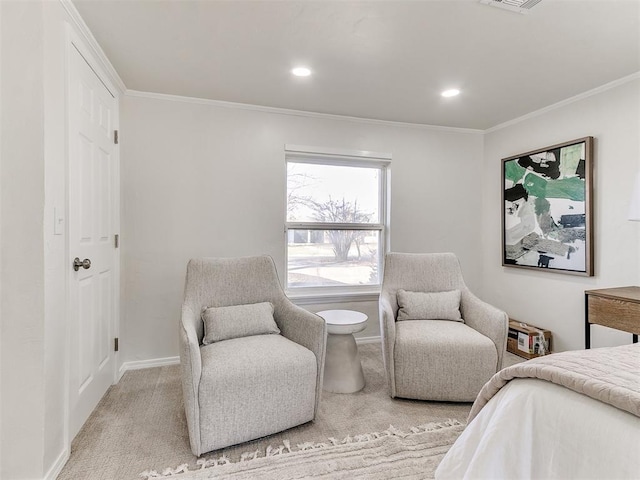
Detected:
left=0, top=2, right=636, bottom=478
left=1, top=1, right=120, bottom=478
left=0, top=1, right=3, bottom=475
left=1, top=1, right=46, bottom=478
left=481, top=79, right=640, bottom=352
left=120, top=93, right=484, bottom=363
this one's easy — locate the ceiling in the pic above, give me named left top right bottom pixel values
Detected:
left=72, top=0, right=640, bottom=130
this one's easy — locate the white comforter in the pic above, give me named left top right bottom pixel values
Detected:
left=435, top=377, right=640, bottom=479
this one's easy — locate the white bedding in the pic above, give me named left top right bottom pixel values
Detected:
left=435, top=378, right=640, bottom=479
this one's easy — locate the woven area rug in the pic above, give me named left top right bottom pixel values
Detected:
left=140, top=419, right=464, bottom=480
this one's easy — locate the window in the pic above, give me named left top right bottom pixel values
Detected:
left=285, top=145, right=390, bottom=293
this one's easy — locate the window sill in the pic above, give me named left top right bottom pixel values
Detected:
left=287, top=289, right=380, bottom=306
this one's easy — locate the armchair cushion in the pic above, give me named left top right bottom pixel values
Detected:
left=394, top=320, right=497, bottom=401
left=397, top=289, right=462, bottom=322
left=198, top=334, right=317, bottom=451
left=202, top=302, right=280, bottom=345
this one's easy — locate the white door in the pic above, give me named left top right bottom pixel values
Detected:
left=68, top=45, right=119, bottom=439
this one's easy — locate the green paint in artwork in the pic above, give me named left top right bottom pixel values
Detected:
left=504, top=160, right=526, bottom=183
left=559, top=144, right=583, bottom=177
left=534, top=197, right=550, bottom=215
left=523, top=173, right=584, bottom=201
left=546, top=176, right=585, bottom=201
left=523, top=173, right=547, bottom=198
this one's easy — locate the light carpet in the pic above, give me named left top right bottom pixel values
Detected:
left=141, top=420, right=465, bottom=479
left=58, top=343, right=523, bottom=480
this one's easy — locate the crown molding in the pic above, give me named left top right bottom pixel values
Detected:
left=125, top=89, right=484, bottom=135
left=126, top=71, right=640, bottom=134
left=58, top=0, right=126, bottom=95
left=56, top=2, right=636, bottom=137
left=485, top=71, right=640, bottom=134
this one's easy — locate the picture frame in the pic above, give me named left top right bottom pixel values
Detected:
left=502, top=136, right=594, bottom=276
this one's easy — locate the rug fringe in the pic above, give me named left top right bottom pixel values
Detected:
left=139, top=419, right=464, bottom=479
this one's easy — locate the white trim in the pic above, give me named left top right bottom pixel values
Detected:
left=67, top=28, right=119, bottom=100
left=289, top=291, right=380, bottom=306
left=285, top=144, right=392, bottom=161
left=287, top=222, right=382, bottom=231
left=286, top=152, right=391, bottom=169
left=44, top=448, right=69, bottom=480
left=58, top=0, right=126, bottom=95
left=118, top=356, right=181, bottom=381
left=355, top=335, right=381, bottom=345
left=485, top=71, right=640, bottom=133
left=125, top=89, right=483, bottom=134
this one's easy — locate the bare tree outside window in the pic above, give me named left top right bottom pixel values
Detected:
left=307, top=197, right=370, bottom=261
left=286, top=167, right=316, bottom=218
left=285, top=159, right=387, bottom=289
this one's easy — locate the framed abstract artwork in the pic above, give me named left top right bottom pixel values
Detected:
left=502, top=136, right=594, bottom=276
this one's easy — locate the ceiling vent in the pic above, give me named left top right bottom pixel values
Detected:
left=479, top=0, right=542, bottom=14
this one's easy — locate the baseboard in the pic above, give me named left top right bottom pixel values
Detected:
left=116, top=338, right=380, bottom=380
left=356, top=335, right=381, bottom=345
left=44, top=447, right=69, bottom=480
left=118, top=355, right=180, bottom=379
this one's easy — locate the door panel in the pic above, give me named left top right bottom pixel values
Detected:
left=98, top=148, right=111, bottom=242
left=68, top=45, right=118, bottom=439
left=98, top=270, right=112, bottom=368
left=79, top=134, right=94, bottom=243
left=78, top=276, right=94, bottom=393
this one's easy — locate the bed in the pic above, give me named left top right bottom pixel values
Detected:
left=435, top=343, right=640, bottom=479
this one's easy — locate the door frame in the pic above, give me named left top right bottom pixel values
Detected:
left=63, top=24, right=120, bottom=450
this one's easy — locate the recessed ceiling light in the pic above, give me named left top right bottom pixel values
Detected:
left=441, top=88, right=460, bottom=98
left=292, top=67, right=312, bottom=77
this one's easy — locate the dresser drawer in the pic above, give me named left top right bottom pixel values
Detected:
left=587, top=295, right=640, bottom=334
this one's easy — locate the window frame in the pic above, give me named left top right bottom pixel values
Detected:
left=284, top=145, right=391, bottom=298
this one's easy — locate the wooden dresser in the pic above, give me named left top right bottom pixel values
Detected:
left=584, top=286, right=640, bottom=348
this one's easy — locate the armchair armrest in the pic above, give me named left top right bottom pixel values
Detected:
left=379, top=294, right=398, bottom=397
left=180, top=304, right=203, bottom=455
left=461, top=291, right=508, bottom=370
left=276, top=301, right=327, bottom=415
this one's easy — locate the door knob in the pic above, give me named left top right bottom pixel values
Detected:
left=73, top=257, right=91, bottom=271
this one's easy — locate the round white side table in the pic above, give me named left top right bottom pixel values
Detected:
left=317, top=309, right=368, bottom=394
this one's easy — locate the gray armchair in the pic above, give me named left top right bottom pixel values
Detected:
left=379, top=252, right=507, bottom=402
left=180, top=256, right=327, bottom=456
